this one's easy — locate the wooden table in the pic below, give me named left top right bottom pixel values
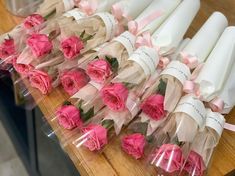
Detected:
left=1, top=0, right=235, bottom=175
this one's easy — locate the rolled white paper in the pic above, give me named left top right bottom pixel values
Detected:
left=195, top=27, right=235, bottom=101
left=133, top=0, right=181, bottom=34
left=169, top=38, right=191, bottom=60
left=152, top=0, right=200, bottom=55
left=79, top=0, right=119, bottom=14
left=217, top=60, right=235, bottom=114
left=181, top=12, right=228, bottom=64
left=112, top=0, right=152, bottom=23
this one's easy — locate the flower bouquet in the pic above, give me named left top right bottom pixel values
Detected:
left=148, top=94, right=207, bottom=175
left=181, top=109, right=225, bottom=176
left=194, top=27, right=235, bottom=102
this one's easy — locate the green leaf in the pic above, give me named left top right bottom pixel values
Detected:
left=80, top=107, right=94, bottom=122
left=123, top=82, right=135, bottom=89
left=105, top=56, right=119, bottom=73
left=63, top=101, right=72, bottom=106
left=76, top=100, right=84, bottom=109
left=80, top=30, right=86, bottom=39
left=102, top=120, right=114, bottom=129
left=44, top=9, right=56, bottom=20
left=157, top=79, right=167, bottom=96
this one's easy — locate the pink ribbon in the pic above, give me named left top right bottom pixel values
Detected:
left=79, top=0, right=97, bottom=15
left=183, top=80, right=201, bottom=98
left=158, top=57, right=170, bottom=70
left=180, top=52, right=199, bottom=69
left=209, top=97, right=224, bottom=113
left=224, top=123, right=235, bottom=132
left=128, top=11, right=163, bottom=35
left=135, top=32, right=153, bottom=48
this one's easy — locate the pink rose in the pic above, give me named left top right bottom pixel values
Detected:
left=150, top=144, right=184, bottom=173
left=86, top=59, right=112, bottom=83
left=60, top=36, right=84, bottom=60
left=183, top=150, right=206, bottom=176
left=121, top=133, right=146, bottom=159
left=140, top=94, right=166, bottom=121
left=60, top=69, right=90, bottom=96
left=28, top=70, right=52, bottom=94
left=82, top=124, right=108, bottom=151
left=23, top=14, right=45, bottom=30
left=27, top=34, right=53, bottom=57
left=0, top=38, right=15, bottom=59
left=56, top=105, right=82, bottom=130
left=101, top=83, right=128, bottom=111
left=12, top=57, right=34, bottom=75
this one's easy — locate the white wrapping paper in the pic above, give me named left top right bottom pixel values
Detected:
left=216, top=61, right=235, bottom=114
left=152, top=0, right=200, bottom=55
left=181, top=12, right=228, bottom=64
left=195, top=27, right=235, bottom=101
left=79, top=0, right=119, bottom=15
left=132, top=0, right=181, bottom=35
left=111, top=0, right=152, bottom=23
left=169, top=38, right=191, bottom=60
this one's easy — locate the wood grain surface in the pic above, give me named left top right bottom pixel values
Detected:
left=1, top=0, right=235, bottom=175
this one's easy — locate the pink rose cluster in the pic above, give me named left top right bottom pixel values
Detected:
left=28, top=69, right=52, bottom=94
left=86, top=59, right=112, bottom=83
left=0, top=38, right=15, bottom=59
left=56, top=105, right=83, bottom=130
left=23, top=14, right=45, bottom=30
left=183, top=150, right=206, bottom=176
left=82, top=124, right=108, bottom=151
left=12, top=57, right=34, bottom=75
left=121, top=133, right=146, bottom=159
left=150, top=144, right=184, bottom=173
left=60, top=36, right=84, bottom=60
left=27, top=34, right=53, bottom=57
left=140, top=94, right=166, bottom=121
left=101, top=83, right=129, bottom=111
left=60, top=69, right=90, bottom=96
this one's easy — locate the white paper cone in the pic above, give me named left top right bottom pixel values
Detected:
left=181, top=12, right=228, bottom=63
left=152, top=0, right=200, bottom=55
left=217, top=61, right=235, bottom=114
left=79, top=0, right=119, bottom=14
left=133, top=0, right=181, bottom=34
left=195, top=27, right=235, bottom=101
left=169, top=38, right=191, bottom=60
left=112, top=0, right=152, bottom=23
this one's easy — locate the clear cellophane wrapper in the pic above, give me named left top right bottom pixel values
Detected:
left=180, top=109, right=225, bottom=176
left=36, top=0, right=79, bottom=17
left=60, top=12, right=122, bottom=55
left=148, top=94, right=206, bottom=175
left=14, top=52, right=64, bottom=109
left=142, top=60, right=191, bottom=113
left=71, top=91, right=140, bottom=152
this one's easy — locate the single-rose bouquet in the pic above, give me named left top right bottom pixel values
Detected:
left=194, top=27, right=235, bottom=103
left=148, top=94, right=207, bottom=175
left=181, top=109, right=225, bottom=176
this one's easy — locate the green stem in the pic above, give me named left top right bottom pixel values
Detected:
left=102, top=120, right=114, bottom=130
left=43, top=9, right=56, bottom=20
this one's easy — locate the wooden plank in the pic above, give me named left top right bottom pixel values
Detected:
left=1, top=0, right=235, bottom=175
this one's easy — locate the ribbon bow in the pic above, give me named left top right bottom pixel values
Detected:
left=209, top=97, right=224, bottom=113
left=180, top=52, right=199, bottom=69
left=79, top=0, right=97, bottom=15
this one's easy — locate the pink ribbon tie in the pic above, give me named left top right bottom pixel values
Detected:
left=209, top=97, right=224, bottom=112
left=158, top=57, right=170, bottom=69
left=180, top=52, right=199, bottom=69
left=135, top=32, right=153, bottom=48
left=79, top=0, right=97, bottom=15
left=111, top=3, right=123, bottom=21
